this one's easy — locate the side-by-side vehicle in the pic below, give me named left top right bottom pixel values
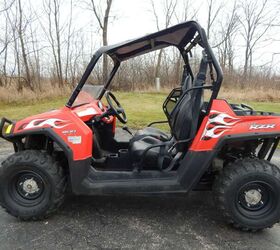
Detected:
left=1, top=21, right=280, bottom=231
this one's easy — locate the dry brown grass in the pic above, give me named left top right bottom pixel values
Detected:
left=0, top=83, right=71, bottom=104
left=0, top=81, right=280, bottom=104
left=132, top=86, right=280, bottom=103
left=218, top=86, right=280, bottom=102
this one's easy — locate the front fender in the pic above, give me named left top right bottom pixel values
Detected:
left=9, top=108, right=92, bottom=161
left=4, top=127, right=92, bottom=194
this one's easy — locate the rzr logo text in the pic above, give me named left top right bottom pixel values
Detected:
left=249, top=124, right=276, bottom=130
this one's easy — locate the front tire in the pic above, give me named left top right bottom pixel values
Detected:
left=213, top=158, right=280, bottom=231
left=0, top=150, right=66, bottom=220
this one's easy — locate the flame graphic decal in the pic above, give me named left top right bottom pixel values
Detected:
left=23, top=118, right=69, bottom=130
left=201, top=111, right=240, bottom=140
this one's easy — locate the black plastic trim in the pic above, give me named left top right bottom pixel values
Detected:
left=215, top=132, right=280, bottom=151
left=72, top=150, right=215, bottom=195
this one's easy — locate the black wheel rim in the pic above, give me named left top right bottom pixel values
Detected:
left=9, top=170, right=46, bottom=206
left=236, top=181, right=276, bottom=218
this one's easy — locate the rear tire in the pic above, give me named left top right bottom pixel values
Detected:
left=213, top=158, right=280, bottom=231
left=0, top=150, right=66, bottom=220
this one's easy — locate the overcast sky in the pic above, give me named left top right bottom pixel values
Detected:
left=2, top=0, right=280, bottom=73
left=68, top=0, right=280, bottom=72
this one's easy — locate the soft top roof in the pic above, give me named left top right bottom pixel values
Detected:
left=98, top=21, right=202, bottom=62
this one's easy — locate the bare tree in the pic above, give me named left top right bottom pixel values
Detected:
left=44, top=0, right=63, bottom=87
left=206, top=0, right=223, bottom=39
left=0, top=0, right=280, bottom=97
left=17, top=0, right=33, bottom=90
left=0, top=0, right=13, bottom=58
left=65, top=0, right=73, bottom=84
left=1, top=21, right=9, bottom=86
left=172, top=0, right=198, bottom=84
left=0, top=0, right=15, bottom=13
left=4, top=0, right=22, bottom=91
left=3, top=0, right=33, bottom=91
left=68, top=30, right=86, bottom=86
left=239, top=0, right=277, bottom=80
left=0, top=9, right=11, bottom=87
left=150, top=0, right=178, bottom=80
left=29, top=24, right=41, bottom=90
left=215, top=1, right=239, bottom=73
left=88, top=0, right=113, bottom=83
left=176, top=0, right=198, bottom=22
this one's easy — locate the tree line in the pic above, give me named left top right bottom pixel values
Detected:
left=0, top=0, right=279, bottom=94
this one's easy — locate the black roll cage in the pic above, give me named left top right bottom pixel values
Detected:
left=66, top=21, right=223, bottom=115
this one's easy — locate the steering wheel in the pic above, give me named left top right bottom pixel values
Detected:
left=105, top=91, right=127, bottom=124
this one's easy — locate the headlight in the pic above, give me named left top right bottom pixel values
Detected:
left=5, top=124, right=13, bottom=134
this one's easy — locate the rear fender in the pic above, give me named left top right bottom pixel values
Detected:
left=190, top=99, right=280, bottom=151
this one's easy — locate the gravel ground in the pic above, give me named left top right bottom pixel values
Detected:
left=1, top=138, right=280, bottom=250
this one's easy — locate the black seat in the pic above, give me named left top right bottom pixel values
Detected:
left=133, top=127, right=170, bottom=141
left=134, top=71, right=193, bottom=141
left=129, top=136, right=165, bottom=166
left=129, top=58, right=208, bottom=168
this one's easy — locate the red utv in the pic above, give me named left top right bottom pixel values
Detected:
left=1, top=21, right=280, bottom=231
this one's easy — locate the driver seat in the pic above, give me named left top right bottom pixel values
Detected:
left=132, top=69, right=193, bottom=142
left=129, top=59, right=207, bottom=169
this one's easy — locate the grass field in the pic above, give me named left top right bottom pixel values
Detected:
left=1, top=92, right=280, bottom=129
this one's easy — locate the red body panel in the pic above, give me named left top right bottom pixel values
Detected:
left=11, top=98, right=280, bottom=160
left=13, top=101, right=115, bottom=161
left=190, top=99, right=280, bottom=151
